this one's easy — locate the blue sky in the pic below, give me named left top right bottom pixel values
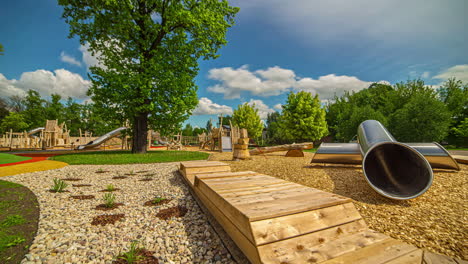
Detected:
left=1, top=0, right=467, bottom=128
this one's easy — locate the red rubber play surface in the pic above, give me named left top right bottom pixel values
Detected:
left=0, top=154, right=59, bottom=167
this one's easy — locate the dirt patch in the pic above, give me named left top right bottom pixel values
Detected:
left=62, top=178, right=83, bottom=181
left=209, top=151, right=468, bottom=259
left=142, top=174, right=155, bottom=177
left=143, top=199, right=171, bottom=207
left=113, top=249, right=158, bottom=264
left=0, top=180, right=40, bottom=264
left=95, top=170, right=109, bottom=174
left=91, top=214, right=125, bottom=226
left=112, top=176, right=128, bottom=180
left=136, top=170, right=150, bottom=174
left=72, top=184, right=92, bottom=187
left=95, top=203, right=124, bottom=211
left=71, top=195, right=95, bottom=200
left=156, top=205, right=188, bottom=220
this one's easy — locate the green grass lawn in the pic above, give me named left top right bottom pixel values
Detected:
left=0, top=154, right=31, bottom=165
left=447, top=148, right=468, bottom=151
left=0, top=180, right=39, bottom=264
left=49, top=150, right=210, bottom=165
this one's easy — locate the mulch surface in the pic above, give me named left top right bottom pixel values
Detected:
left=155, top=205, right=187, bottom=220
left=72, top=184, right=92, bottom=187
left=139, top=179, right=153, bottom=182
left=95, top=203, right=124, bottom=211
left=70, top=195, right=95, bottom=200
left=113, top=249, right=159, bottom=264
left=91, top=214, right=125, bottom=226
left=48, top=190, right=70, bottom=193
left=112, top=176, right=128, bottom=180
left=95, top=171, right=110, bottom=174
left=100, top=188, right=121, bottom=192
left=143, top=199, right=171, bottom=207
left=0, top=180, right=40, bottom=264
left=136, top=171, right=149, bottom=173
left=62, top=178, right=83, bottom=181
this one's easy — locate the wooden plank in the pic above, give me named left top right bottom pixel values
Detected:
left=251, top=202, right=363, bottom=245
left=237, top=192, right=351, bottom=221
left=220, top=182, right=301, bottom=197
left=195, top=171, right=258, bottom=180
left=202, top=174, right=275, bottom=184
left=180, top=161, right=229, bottom=168
left=195, top=177, right=255, bottom=244
left=226, top=187, right=323, bottom=206
left=223, top=185, right=313, bottom=201
left=193, top=187, right=262, bottom=264
left=217, top=181, right=297, bottom=194
left=258, top=228, right=388, bottom=264
left=183, top=165, right=231, bottom=185
left=423, top=251, right=458, bottom=264
left=385, top=249, right=423, bottom=264
left=207, top=178, right=286, bottom=191
left=319, top=238, right=418, bottom=264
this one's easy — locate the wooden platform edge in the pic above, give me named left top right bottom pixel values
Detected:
left=178, top=170, right=254, bottom=264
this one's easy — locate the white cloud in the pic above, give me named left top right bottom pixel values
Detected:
left=79, top=43, right=104, bottom=69
left=192, top=97, right=233, bottom=116
left=294, top=74, right=372, bottom=100
left=274, top=104, right=283, bottom=110
left=421, top=71, right=430, bottom=79
left=60, top=51, right=82, bottom=67
left=207, top=65, right=375, bottom=100
left=433, top=65, right=468, bottom=83
left=247, top=99, right=275, bottom=120
left=0, top=69, right=91, bottom=99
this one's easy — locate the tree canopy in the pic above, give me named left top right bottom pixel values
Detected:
left=58, top=0, right=239, bottom=153
left=281, top=91, right=328, bottom=142
left=232, top=103, right=263, bottom=139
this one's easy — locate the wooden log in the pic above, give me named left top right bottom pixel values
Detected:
left=250, top=142, right=313, bottom=155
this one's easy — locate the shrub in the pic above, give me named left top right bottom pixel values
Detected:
left=51, top=178, right=68, bottom=192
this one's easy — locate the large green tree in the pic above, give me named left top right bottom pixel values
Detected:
left=59, top=0, right=239, bottom=153
left=0, top=112, right=28, bottom=133
left=232, top=103, right=263, bottom=139
left=281, top=91, right=328, bottom=142
left=22, top=90, right=46, bottom=130
left=45, top=94, right=64, bottom=121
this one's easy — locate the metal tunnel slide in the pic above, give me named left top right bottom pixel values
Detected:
left=311, top=120, right=460, bottom=200
left=76, top=127, right=127, bottom=150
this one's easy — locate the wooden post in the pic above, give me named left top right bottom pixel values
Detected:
left=233, top=128, right=250, bottom=161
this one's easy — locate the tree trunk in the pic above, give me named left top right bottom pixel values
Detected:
left=132, top=112, right=148, bottom=153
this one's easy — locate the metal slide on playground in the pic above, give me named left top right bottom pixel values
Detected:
left=27, top=127, right=44, bottom=137
left=76, top=127, right=127, bottom=150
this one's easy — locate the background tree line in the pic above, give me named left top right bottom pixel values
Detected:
left=0, top=90, right=122, bottom=136
left=266, top=78, right=467, bottom=147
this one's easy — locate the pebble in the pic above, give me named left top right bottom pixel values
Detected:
left=4, top=163, right=236, bottom=263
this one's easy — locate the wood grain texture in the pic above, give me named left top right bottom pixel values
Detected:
left=251, top=202, right=363, bottom=245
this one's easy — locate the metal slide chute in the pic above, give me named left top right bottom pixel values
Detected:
left=27, top=127, right=44, bottom=137
left=76, top=127, right=127, bottom=150
left=311, top=120, right=460, bottom=200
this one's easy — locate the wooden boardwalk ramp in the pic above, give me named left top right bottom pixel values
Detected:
left=179, top=161, right=463, bottom=264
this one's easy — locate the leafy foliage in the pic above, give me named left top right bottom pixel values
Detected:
left=58, top=0, right=239, bottom=153
left=103, top=193, right=116, bottom=208
left=281, top=91, right=328, bottom=142
left=117, top=240, right=143, bottom=264
left=0, top=112, right=29, bottom=133
left=106, top=184, right=115, bottom=192
left=232, top=103, right=263, bottom=139
left=50, top=178, right=68, bottom=193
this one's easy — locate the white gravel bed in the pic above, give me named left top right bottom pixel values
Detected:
left=3, top=163, right=235, bottom=264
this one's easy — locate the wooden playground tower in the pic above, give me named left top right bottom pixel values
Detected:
left=0, top=120, right=72, bottom=150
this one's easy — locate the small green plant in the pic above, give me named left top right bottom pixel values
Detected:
left=117, top=240, right=143, bottom=264
left=106, top=184, right=115, bottom=191
left=1, top=215, right=26, bottom=227
left=6, top=236, right=25, bottom=247
left=50, top=178, right=68, bottom=192
left=103, top=193, right=116, bottom=208
left=97, top=168, right=105, bottom=173
left=152, top=196, right=166, bottom=204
